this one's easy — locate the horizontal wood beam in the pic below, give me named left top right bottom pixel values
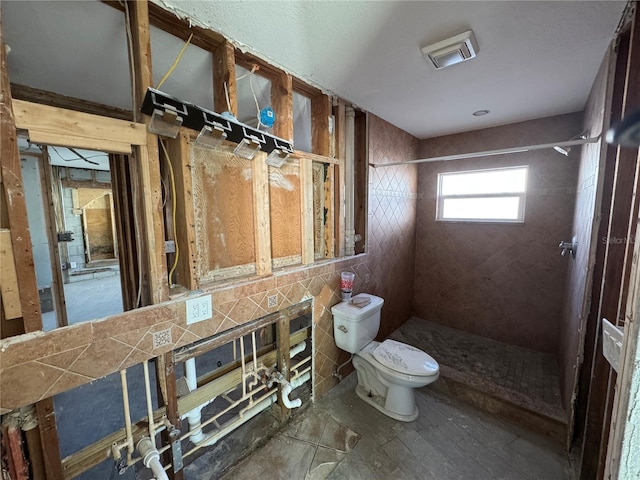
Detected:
left=13, top=100, right=147, bottom=149
left=10, top=84, right=132, bottom=121
left=102, top=1, right=225, bottom=52
left=291, top=150, right=343, bottom=166
left=60, top=179, right=112, bottom=190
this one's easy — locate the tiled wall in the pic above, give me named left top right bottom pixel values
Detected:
left=366, top=115, right=419, bottom=339
left=413, top=113, right=583, bottom=354
left=558, top=53, right=611, bottom=407
left=0, top=115, right=419, bottom=410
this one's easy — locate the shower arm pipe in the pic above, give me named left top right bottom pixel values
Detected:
left=370, top=135, right=601, bottom=168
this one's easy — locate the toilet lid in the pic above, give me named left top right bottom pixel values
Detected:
left=372, top=340, right=439, bottom=376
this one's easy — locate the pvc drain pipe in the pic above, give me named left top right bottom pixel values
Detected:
left=184, top=358, right=205, bottom=444
left=196, top=371, right=311, bottom=448
left=137, top=437, right=169, bottom=480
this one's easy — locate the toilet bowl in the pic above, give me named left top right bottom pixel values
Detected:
left=353, top=340, right=439, bottom=421
left=331, top=293, right=440, bottom=422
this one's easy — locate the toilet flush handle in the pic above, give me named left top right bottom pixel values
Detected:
left=338, top=325, right=348, bottom=333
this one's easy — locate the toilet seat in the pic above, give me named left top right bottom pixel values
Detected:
left=371, top=339, right=438, bottom=376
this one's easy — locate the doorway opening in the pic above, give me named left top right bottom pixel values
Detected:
left=19, top=139, right=124, bottom=330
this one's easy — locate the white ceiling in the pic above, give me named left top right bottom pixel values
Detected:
left=3, top=0, right=627, bottom=140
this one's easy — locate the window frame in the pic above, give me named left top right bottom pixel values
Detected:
left=435, top=165, right=528, bottom=224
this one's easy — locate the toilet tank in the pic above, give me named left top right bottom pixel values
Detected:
left=331, top=293, right=384, bottom=353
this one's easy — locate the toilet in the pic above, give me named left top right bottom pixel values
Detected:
left=331, top=293, right=439, bottom=422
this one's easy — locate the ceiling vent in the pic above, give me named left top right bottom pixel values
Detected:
left=421, top=30, right=478, bottom=69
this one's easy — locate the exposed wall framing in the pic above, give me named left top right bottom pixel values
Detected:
left=1, top=2, right=356, bottom=478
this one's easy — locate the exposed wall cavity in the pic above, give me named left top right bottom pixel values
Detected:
left=558, top=51, right=612, bottom=409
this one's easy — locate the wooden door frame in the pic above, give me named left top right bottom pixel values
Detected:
left=38, top=148, right=70, bottom=329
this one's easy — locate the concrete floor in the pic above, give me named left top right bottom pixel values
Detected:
left=42, top=271, right=123, bottom=331
left=219, top=372, right=569, bottom=480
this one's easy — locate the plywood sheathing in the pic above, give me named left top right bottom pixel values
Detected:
left=191, top=144, right=257, bottom=283
left=270, top=160, right=302, bottom=267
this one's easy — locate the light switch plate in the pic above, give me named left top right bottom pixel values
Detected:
left=186, top=295, right=212, bottom=325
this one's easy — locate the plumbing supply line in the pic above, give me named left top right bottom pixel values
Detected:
left=142, top=361, right=156, bottom=448
left=333, top=354, right=354, bottom=382
left=290, top=353, right=311, bottom=376
left=252, top=332, right=258, bottom=373
left=188, top=370, right=312, bottom=451
left=240, top=336, right=246, bottom=397
left=137, top=437, right=169, bottom=480
left=179, top=378, right=273, bottom=446
left=248, top=332, right=260, bottom=392
left=154, top=369, right=313, bottom=468
left=120, top=369, right=135, bottom=462
left=187, top=369, right=308, bottom=445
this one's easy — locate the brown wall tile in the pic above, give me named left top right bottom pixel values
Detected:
left=558, top=54, right=611, bottom=407
left=413, top=113, right=583, bottom=354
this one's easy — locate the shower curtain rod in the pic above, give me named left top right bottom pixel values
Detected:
left=369, top=135, right=601, bottom=168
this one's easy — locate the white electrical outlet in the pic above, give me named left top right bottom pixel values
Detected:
left=186, top=295, right=213, bottom=325
left=267, top=294, right=278, bottom=308
left=152, top=328, right=172, bottom=349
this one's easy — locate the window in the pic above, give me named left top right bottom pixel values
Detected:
left=436, top=166, right=528, bottom=223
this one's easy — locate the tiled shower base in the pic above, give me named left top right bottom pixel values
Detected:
left=389, top=317, right=566, bottom=439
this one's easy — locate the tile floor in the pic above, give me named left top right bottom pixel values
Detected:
left=46, top=278, right=568, bottom=479
left=218, top=372, right=569, bottom=480
left=390, top=317, right=565, bottom=421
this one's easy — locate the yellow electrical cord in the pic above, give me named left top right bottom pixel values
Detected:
left=156, top=33, right=194, bottom=89
left=160, top=140, right=180, bottom=287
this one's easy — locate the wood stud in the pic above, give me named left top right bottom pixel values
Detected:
left=0, top=28, right=42, bottom=335
left=213, top=41, right=238, bottom=116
